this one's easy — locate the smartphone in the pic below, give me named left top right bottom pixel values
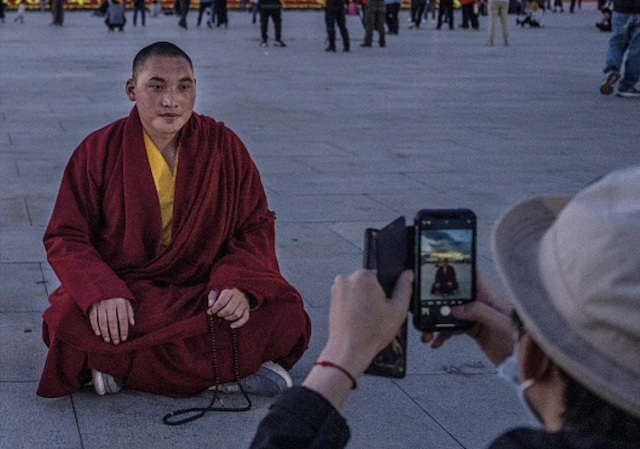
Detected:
left=412, top=209, right=476, bottom=332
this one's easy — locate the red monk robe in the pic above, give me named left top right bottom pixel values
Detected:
left=38, top=107, right=311, bottom=398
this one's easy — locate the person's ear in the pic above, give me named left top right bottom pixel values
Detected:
left=125, top=79, right=136, bottom=102
left=518, top=333, right=553, bottom=382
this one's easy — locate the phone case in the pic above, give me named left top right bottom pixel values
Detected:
left=363, top=217, right=408, bottom=379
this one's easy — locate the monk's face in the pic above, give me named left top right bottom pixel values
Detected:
left=126, top=56, right=196, bottom=143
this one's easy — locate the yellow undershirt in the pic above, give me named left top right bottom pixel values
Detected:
left=143, top=131, right=177, bottom=248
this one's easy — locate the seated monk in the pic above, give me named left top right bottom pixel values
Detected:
left=430, top=259, right=458, bottom=296
left=37, top=41, right=311, bottom=398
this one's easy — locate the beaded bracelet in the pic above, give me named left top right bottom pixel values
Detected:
left=314, top=360, right=357, bottom=389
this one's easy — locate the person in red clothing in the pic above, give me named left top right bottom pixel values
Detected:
left=459, top=0, right=480, bottom=28
left=37, top=41, right=311, bottom=399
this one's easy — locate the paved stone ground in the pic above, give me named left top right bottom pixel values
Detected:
left=1, top=4, right=638, bottom=449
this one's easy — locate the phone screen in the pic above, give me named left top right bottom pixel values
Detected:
left=414, top=209, right=476, bottom=331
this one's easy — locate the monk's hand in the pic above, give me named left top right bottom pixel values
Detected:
left=88, top=297, right=135, bottom=345
left=207, top=288, right=250, bottom=329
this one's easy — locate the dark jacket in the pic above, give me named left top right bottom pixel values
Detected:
left=259, top=0, right=282, bottom=9
left=613, top=0, right=640, bottom=13
left=491, top=428, right=640, bottom=449
left=250, top=387, right=350, bottom=448
left=250, top=386, right=640, bottom=449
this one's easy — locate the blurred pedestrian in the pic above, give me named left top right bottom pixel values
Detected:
left=214, top=0, right=228, bottom=26
left=361, top=0, right=386, bottom=46
left=150, top=0, right=161, bottom=17
left=599, top=0, right=640, bottom=97
left=14, top=0, right=26, bottom=23
left=178, top=0, right=190, bottom=28
left=325, top=0, right=350, bottom=52
left=133, top=0, right=146, bottom=26
left=385, top=0, right=400, bottom=34
left=487, top=0, right=509, bottom=44
left=197, top=0, right=213, bottom=26
left=437, top=0, right=454, bottom=29
left=409, top=0, right=427, bottom=28
left=51, top=0, right=64, bottom=26
left=251, top=0, right=259, bottom=23
left=105, top=0, right=126, bottom=31
left=259, top=0, right=286, bottom=47
left=460, top=0, right=479, bottom=28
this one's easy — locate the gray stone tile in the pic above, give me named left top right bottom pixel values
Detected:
left=0, top=312, right=47, bottom=382
left=296, top=154, right=458, bottom=175
left=265, top=173, right=426, bottom=195
left=72, top=389, right=273, bottom=449
left=275, top=222, right=361, bottom=259
left=0, top=383, right=81, bottom=449
left=0, top=263, right=49, bottom=312
left=344, top=377, right=464, bottom=449
left=252, top=156, right=319, bottom=175
left=396, top=373, right=536, bottom=448
left=279, top=256, right=361, bottom=308
left=24, top=197, right=56, bottom=227
left=0, top=198, right=30, bottom=226
left=269, top=193, right=396, bottom=223
left=41, top=263, right=61, bottom=296
left=0, top=227, right=47, bottom=262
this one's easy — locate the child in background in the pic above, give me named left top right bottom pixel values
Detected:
left=516, top=0, right=543, bottom=27
left=15, top=0, right=26, bottom=23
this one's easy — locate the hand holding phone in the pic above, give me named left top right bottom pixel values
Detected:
left=423, top=275, right=515, bottom=365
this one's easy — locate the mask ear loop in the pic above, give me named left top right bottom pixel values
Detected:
left=162, top=316, right=252, bottom=426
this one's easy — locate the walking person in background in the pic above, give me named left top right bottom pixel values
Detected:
left=214, top=0, right=228, bottom=27
left=324, top=0, right=350, bottom=52
left=437, top=0, right=454, bottom=29
left=51, top=0, right=64, bottom=26
left=460, top=0, right=480, bottom=28
left=600, top=0, right=640, bottom=97
left=251, top=0, right=259, bottom=23
left=14, top=0, right=26, bottom=23
left=105, top=0, right=126, bottom=31
left=569, top=0, right=581, bottom=12
left=259, top=0, right=286, bottom=47
left=150, top=0, right=161, bottom=17
left=178, top=0, right=190, bottom=28
left=133, top=0, right=146, bottom=26
left=197, top=0, right=214, bottom=26
left=487, top=0, right=509, bottom=44
left=409, top=0, right=427, bottom=28
left=385, top=0, right=401, bottom=34
left=361, top=0, right=386, bottom=46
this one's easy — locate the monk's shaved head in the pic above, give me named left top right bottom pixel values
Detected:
left=132, top=41, right=193, bottom=80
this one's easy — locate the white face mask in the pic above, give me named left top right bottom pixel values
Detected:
left=497, top=353, right=543, bottom=425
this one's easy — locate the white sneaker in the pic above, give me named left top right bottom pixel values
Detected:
left=92, top=370, right=123, bottom=395
left=616, top=87, right=640, bottom=98
left=211, top=361, right=292, bottom=397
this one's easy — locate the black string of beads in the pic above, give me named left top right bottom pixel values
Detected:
left=162, top=315, right=252, bottom=425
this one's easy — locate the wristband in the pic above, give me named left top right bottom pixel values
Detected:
left=314, top=361, right=357, bottom=389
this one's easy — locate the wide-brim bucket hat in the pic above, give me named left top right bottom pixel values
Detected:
left=492, top=166, right=640, bottom=419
